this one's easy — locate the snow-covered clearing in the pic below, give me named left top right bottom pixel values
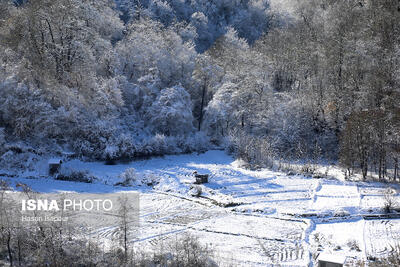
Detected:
left=1, top=150, right=400, bottom=266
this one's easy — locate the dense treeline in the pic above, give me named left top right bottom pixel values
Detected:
left=0, top=0, right=399, bottom=180
left=269, top=0, right=400, bottom=180
left=202, top=0, right=400, bottom=180
left=115, top=0, right=272, bottom=51
left=0, top=0, right=214, bottom=161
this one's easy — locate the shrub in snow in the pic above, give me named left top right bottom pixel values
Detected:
left=189, top=185, right=202, bottom=197
left=347, top=239, right=361, bottom=252
left=146, top=134, right=176, bottom=155
left=184, top=131, right=210, bottom=153
left=226, top=133, right=275, bottom=168
left=137, top=133, right=210, bottom=157
left=155, top=233, right=216, bottom=266
left=0, top=151, right=17, bottom=170
left=117, top=168, right=137, bottom=186
left=142, top=173, right=160, bottom=186
left=383, top=187, right=397, bottom=213
left=104, top=144, right=119, bottom=163
left=55, top=167, right=95, bottom=183
left=115, top=133, right=136, bottom=160
left=0, top=150, right=40, bottom=172
left=333, top=208, right=350, bottom=217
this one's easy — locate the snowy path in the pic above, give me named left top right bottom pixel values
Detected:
left=2, top=150, right=400, bottom=266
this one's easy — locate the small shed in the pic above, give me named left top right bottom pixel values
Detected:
left=317, top=253, right=347, bottom=267
left=48, top=158, right=62, bottom=175
left=193, top=171, right=209, bottom=184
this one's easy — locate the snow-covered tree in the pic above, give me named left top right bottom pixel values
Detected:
left=117, top=18, right=196, bottom=89
left=146, top=85, right=195, bottom=136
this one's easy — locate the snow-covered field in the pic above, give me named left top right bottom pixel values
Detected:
left=1, top=150, right=400, bottom=266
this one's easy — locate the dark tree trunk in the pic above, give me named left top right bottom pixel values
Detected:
left=7, top=232, right=13, bottom=267
left=17, top=237, right=21, bottom=266
left=124, top=224, right=128, bottom=261
left=198, top=82, right=207, bottom=131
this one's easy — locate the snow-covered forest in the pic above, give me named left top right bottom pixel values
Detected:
left=0, top=0, right=399, bottom=179
left=0, top=1, right=400, bottom=266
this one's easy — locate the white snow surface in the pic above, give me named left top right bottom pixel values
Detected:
left=1, top=150, right=400, bottom=266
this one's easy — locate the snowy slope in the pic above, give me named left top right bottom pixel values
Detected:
left=1, top=150, right=400, bottom=266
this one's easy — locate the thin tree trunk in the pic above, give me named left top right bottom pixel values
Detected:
left=17, top=237, right=21, bottom=267
left=198, top=82, right=207, bottom=131
left=7, top=232, right=13, bottom=267
left=124, top=226, right=128, bottom=261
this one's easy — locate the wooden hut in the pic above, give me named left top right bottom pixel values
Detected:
left=193, top=171, right=209, bottom=184
left=48, top=158, right=62, bottom=175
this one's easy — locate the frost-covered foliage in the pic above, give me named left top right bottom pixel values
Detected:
left=0, top=145, right=40, bottom=172
left=204, top=82, right=241, bottom=139
left=0, top=0, right=210, bottom=162
left=203, top=0, right=400, bottom=177
left=117, top=168, right=161, bottom=186
left=1, top=0, right=398, bottom=180
left=115, top=0, right=272, bottom=52
left=146, top=86, right=194, bottom=136
left=117, top=18, right=196, bottom=88
left=118, top=168, right=137, bottom=186
left=56, top=167, right=95, bottom=183
left=189, top=185, right=202, bottom=197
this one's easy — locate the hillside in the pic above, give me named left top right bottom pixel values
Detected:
left=0, top=0, right=399, bottom=266
left=3, top=150, right=400, bottom=266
